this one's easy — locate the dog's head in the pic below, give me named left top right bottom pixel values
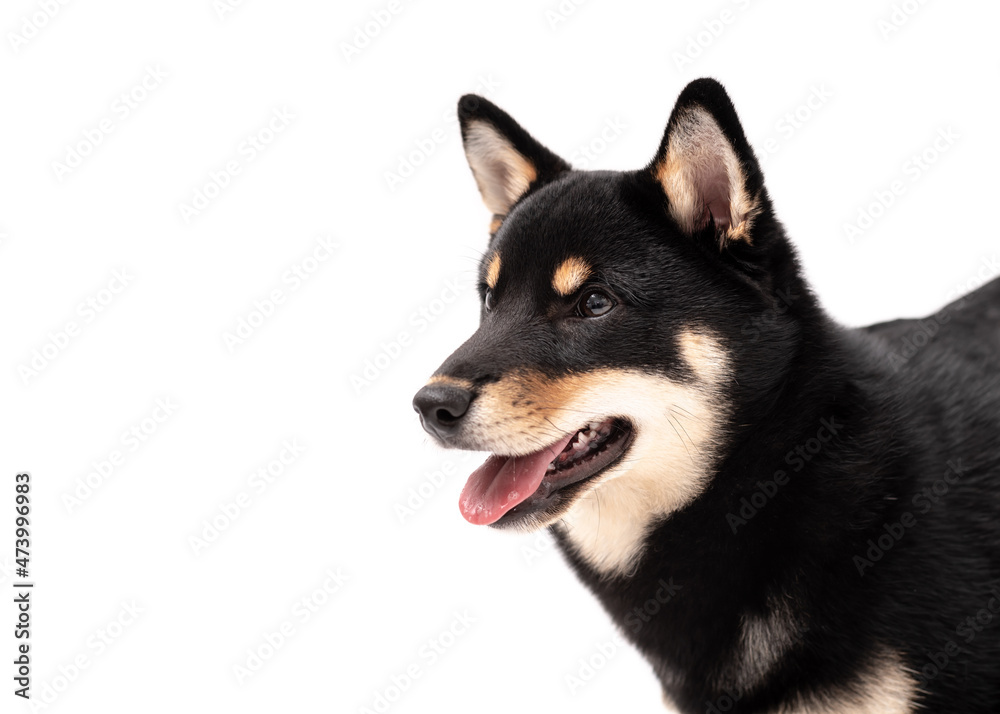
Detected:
left=413, top=79, right=806, bottom=574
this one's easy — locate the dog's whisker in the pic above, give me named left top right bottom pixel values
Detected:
left=669, top=403, right=706, bottom=423
left=667, top=415, right=693, bottom=462
left=668, top=408, right=702, bottom=462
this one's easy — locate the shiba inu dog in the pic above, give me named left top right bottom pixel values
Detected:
left=412, top=78, right=1000, bottom=713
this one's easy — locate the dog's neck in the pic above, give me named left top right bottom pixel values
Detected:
left=550, top=316, right=916, bottom=710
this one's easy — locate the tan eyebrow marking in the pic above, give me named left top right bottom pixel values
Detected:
left=485, top=251, right=501, bottom=289
left=488, top=215, right=503, bottom=235
left=552, top=256, right=592, bottom=296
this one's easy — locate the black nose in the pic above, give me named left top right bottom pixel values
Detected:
left=412, top=383, right=473, bottom=439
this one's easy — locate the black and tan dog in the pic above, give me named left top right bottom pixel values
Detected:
left=412, top=79, right=1000, bottom=713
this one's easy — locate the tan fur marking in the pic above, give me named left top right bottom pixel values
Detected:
left=655, top=106, right=759, bottom=244
left=489, top=216, right=504, bottom=235
left=772, top=650, right=916, bottom=713
left=464, top=121, right=538, bottom=216
left=426, top=375, right=474, bottom=390
left=552, top=256, right=592, bottom=296
left=731, top=593, right=803, bottom=691
left=485, top=252, right=502, bottom=289
left=452, top=330, right=730, bottom=577
left=679, top=331, right=728, bottom=382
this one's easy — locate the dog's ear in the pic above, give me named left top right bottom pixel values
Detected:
left=458, top=95, right=570, bottom=235
left=649, top=78, right=765, bottom=248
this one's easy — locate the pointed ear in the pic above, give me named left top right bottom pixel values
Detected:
left=458, top=95, right=570, bottom=233
left=649, top=78, right=765, bottom=247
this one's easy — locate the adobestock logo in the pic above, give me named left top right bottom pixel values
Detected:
left=545, top=0, right=589, bottom=30
left=188, top=439, right=306, bottom=556
left=568, top=117, right=627, bottom=169
left=915, top=590, right=1000, bottom=688
left=623, top=578, right=682, bottom=634
left=853, top=458, right=965, bottom=576
left=383, top=75, right=500, bottom=192
left=727, top=417, right=844, bottom=534
left=877, top=0, right=930, bottom=40
left=213, top=0, right=247, bottom=20
left=27, top=600, right=144, bottom=710
left=351, top=276, right=469, bottom=394
left=886, top=256, right=1000, bottom=372
left=18, top=268, right=134, bottom=385
left=177, top=106, right=296, bottom=224
left=361, top=610, right=477, bottom=714
left=340, top=0, right=405, bottom=65
left=740, top=286, right=799, bottom=341
left=51, top=64, right=168, bottom=182
left=394, top=453, right=476, bottom=525
left=6, top=0, right=71, bottom=54
left=843, top=127, right=959, bottom=244
left=757, top=85, right=834, bottom=167
left=671, top=0, right=753, bottom=71
left=564, top=633, right=627, bottom=695
left=222, top=233, right=339, bottom=353
left=233, top=567, right=350, bottom=684
left=63, top=397, right=179, bottom=514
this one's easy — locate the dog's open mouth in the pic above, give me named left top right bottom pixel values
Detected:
left=459, top=418, right=634, bottom=526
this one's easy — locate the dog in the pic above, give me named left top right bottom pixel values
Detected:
left=412, top=78, right=1000, bottom=713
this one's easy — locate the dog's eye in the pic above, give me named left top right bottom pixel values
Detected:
left=484, top=289, right=494, bottom=312
left=579, top=290, right=614, bottom=317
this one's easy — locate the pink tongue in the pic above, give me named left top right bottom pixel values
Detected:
left=459, top=433, right=576, bottom=525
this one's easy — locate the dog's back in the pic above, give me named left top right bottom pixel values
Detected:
left=854, top=277, right=1000, bottom=708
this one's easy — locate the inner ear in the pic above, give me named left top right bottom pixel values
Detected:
left=458, top=95, right=570, bottom=232
left=655, top=106, right=759, bottom=245
left=463, top=120, right=538, bottom=217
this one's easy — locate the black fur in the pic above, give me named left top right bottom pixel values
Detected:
left=417, top=79, right=1000, bottom=712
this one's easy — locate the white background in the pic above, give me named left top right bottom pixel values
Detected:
left=1, top=1, right=998, bottom=712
